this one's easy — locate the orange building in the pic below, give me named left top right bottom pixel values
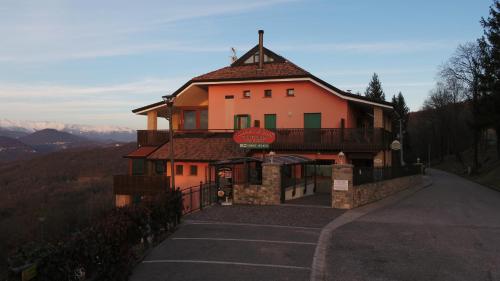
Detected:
left=114, top=30, right=395, bottom=206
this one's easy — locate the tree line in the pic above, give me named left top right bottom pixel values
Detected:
left=361, top=1, right=500, bottom=173
left=408, top=0, right=500, bottom=172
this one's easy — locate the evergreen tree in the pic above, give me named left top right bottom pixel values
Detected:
left=392, top=92, right=410, bottom=162
left=392, top=92, right=410, bottom=128
left=365, top=73, right=386, bottom=101
left=480, top=0, right=500, bottom=159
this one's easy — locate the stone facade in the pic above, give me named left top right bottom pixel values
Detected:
left=233, top=163, right=281, bottom=205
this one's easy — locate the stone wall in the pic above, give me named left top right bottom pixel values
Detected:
left=233, top=163, right=281, bottom=205
left=332, top=164, right=423, bottom=209
left=353, top=174, right=423, bottom=208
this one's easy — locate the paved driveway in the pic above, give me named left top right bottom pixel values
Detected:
left=130, top=205, right=344, bottom=281
left=325, top=169, right=500, bottom=281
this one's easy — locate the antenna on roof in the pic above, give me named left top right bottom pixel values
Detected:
left=230, top=47, right=238, bottom=64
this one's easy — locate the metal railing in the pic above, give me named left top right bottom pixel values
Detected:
left=137, top=128, right=392, bottom=151
left=180, top=182, right=218, bottom=215
left=353, top=165, right=422, bottom=186
left=113, top=175, right=170, bottom=195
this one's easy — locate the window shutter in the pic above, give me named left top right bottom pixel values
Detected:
left=234, top=115, right=238, bottom=130
left=246, top=115, right=251, bottom=128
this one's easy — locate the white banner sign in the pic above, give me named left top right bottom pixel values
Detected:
left=333, top=180, right=349, bottom=191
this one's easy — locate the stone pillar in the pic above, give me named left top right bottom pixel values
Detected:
left=147, top=111, right=158, bottom=130
left=262, top=163, right=282, bottom=204
left=332, top=164, right=354, bottom=209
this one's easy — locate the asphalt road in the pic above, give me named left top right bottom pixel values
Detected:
left=325, top=169, right=500, bottom=281
left=130, top=204, right=344, bottom=281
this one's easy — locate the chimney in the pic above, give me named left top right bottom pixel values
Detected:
left=258, top=30, right=264, bottom=70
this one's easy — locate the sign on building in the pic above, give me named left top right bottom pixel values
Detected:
left=333, top=179, right=349, bottom=191
left=233, top=127, right=276, bottom=148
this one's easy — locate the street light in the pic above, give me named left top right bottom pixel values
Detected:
left=162, top=95, right=176, bottom=191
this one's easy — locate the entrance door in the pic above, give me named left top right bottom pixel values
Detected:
left=304, top=113, right=321, bottom=143
left=264, top=114, right=277, bottom=130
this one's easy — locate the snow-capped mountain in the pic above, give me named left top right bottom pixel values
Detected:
left=0, top=119, right=136, bottom=142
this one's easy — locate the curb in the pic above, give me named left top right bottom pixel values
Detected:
left=309, top=176, right=433, bottom=281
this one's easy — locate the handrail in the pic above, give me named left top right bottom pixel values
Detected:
left=137, top=128, right=392, bottom=151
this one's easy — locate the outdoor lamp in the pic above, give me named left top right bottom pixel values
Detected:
left=269, top=151, right=276, bottom=163
left=162, top=95, right=175, bottom=109
left=338, top=151, right=345, bottom=164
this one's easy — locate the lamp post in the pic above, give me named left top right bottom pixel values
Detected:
left=162, top=95, right=176, bottom=191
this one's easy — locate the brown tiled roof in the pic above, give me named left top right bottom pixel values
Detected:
left=147, top=137, right=248, bottom=161
left=125, top=146, right=158, bottom=158
left=131, top=45, right=395, bottom=113
left=192, top=61, right=309, bottom=82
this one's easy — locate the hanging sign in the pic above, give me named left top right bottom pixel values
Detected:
left=233, top=127, right=276, bottom=148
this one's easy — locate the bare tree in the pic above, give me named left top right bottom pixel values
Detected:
left=440, top=42, right=484, bottom=171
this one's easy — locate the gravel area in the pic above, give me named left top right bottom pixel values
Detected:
left=186, top=204, right=344, bottom=228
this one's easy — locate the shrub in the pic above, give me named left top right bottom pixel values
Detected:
left=8, top=190, right=182, bottom=281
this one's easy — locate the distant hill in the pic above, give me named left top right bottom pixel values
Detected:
left=0, top=129, right=29, bottom=139
left=0, top=142, right=136, bottom=273
left=19, top=128, right=97, bottom=153
left=0, top=119, right=135, bottom=142
left=0, top=136, right=37, bottom=163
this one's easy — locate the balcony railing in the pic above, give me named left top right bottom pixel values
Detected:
left=113, top=175, right=170, bottom=195
left=270, top=128, right=391, bottom=151
left=137, top=130, right=169, bottom=147
left=136, top=128, right=392, bottom=151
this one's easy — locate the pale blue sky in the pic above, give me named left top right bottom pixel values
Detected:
left=0, top=0, right=492, bottom=129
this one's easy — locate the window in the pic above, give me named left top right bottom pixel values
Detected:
left=234, top=114, right=251, bottom=130
left=155, top=161, right=165, bottom=175
left=243, top=90, right=251, bottom=98
left=175, top=165, right=184, bottom=175
left=225, top=95, right=234, bottom=99
left=181, top=109, right=208, bottom=130
left=286, top=88, right=295, bottom=97
left=132, top=159, right=144, bottom=175
left=254, top=120, right=260, bottom=128
left=183, top=110, right=196, bottom=130
left=190, top=165, right=198, bottom=176
left=264, top=89, right=272, bottom=98
left=200, top=110, right=208, bottom=129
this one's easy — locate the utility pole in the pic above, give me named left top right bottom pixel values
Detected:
left=399, top=119, right=405, bottom=166
left=428, top=143, right=431, bottom=168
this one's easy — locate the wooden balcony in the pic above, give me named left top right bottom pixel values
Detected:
left=269, top=128, right=391, bottom=152
left=137, top=130, right=169, bottom=147
left=113, top=175, right=170, bottom=195
left=136, top=128, right=392, bottom=152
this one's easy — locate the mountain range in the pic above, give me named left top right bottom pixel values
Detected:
left=0, top=124, right=136, bottom=162
left=0, top=119, right=136, bottom=142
